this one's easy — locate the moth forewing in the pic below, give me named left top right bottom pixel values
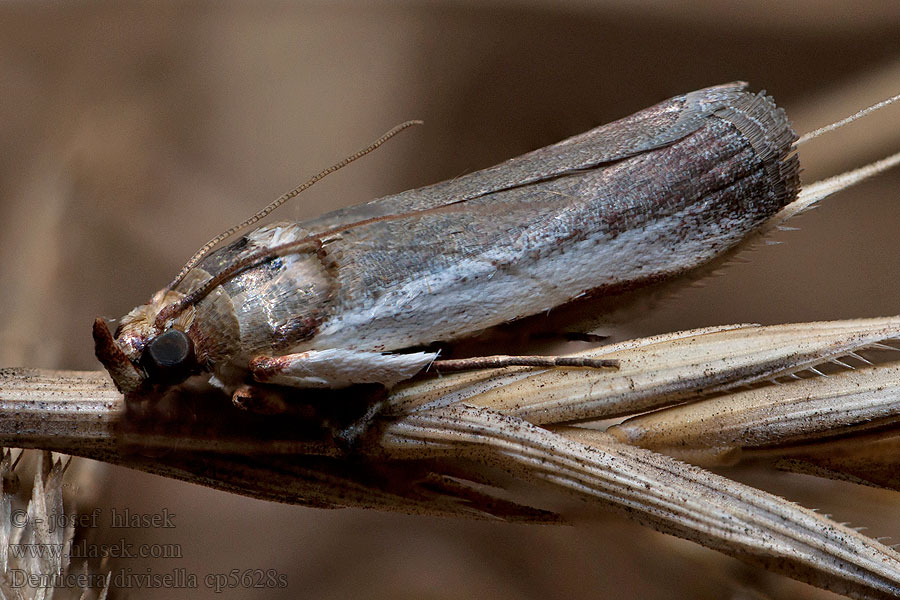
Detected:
left=95, top=82, right=799, bottom=422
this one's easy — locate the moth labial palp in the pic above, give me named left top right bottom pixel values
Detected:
left=94, top=81, right=803, bottom=439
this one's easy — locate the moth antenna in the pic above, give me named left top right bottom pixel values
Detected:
left=797, top=92, right=900, bottom=145
left=156, top=195, right=471, bottom=327
left=164, top=119, right=424, bottom=291
left=156, top=174, right=480, bottom=328
left=155, top=237, right=326, bottom=330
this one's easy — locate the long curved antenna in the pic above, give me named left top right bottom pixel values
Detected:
left=165, top=120, right=423, bottom=291
left=797, top=92, right=900, bottom=145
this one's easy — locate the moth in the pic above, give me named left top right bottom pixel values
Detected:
left=93, top=82, right=799, bottom=413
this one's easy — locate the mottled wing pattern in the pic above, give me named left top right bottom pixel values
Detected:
left=303, top=82, right=755, bottom=230
left=306, top=93, right=797, bottom=351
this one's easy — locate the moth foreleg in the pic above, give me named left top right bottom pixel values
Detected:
left=430, top=355, right=618, bottom=373
left=248, top=348, right=618, bottom=392
left=231, top=384, right=293, bottom=414
left=249, top=348, right=439, bottom=389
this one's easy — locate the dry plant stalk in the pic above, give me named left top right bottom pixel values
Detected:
left=0, top=450, right=110, bottom=599
left=5, top=312, right=900, bottom=598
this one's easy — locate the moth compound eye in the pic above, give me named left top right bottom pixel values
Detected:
left=141, top=329, right=196, bottom=384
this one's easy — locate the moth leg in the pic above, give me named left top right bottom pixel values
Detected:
left=231, top=384, right=292, bottom=415
left=250, top=348, right=439, bottom=389
left=249, top=349, right=617, bottom=391
left=528, top=331, right=610, bottom=344
left=430, top=355, right=618, bottom=373
left=331, top=387, right=390, bottom=451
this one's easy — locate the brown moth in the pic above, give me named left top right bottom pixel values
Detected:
left=93, top=82, right=798, bottom=411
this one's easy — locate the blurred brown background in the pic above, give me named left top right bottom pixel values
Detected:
left=2, top=2, right=900, bottom=598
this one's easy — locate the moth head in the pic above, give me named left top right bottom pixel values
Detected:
left=94, top=289, right=199, bottom=394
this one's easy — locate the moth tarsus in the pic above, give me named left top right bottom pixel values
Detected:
left=430, top=356, right=620, bottom=373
